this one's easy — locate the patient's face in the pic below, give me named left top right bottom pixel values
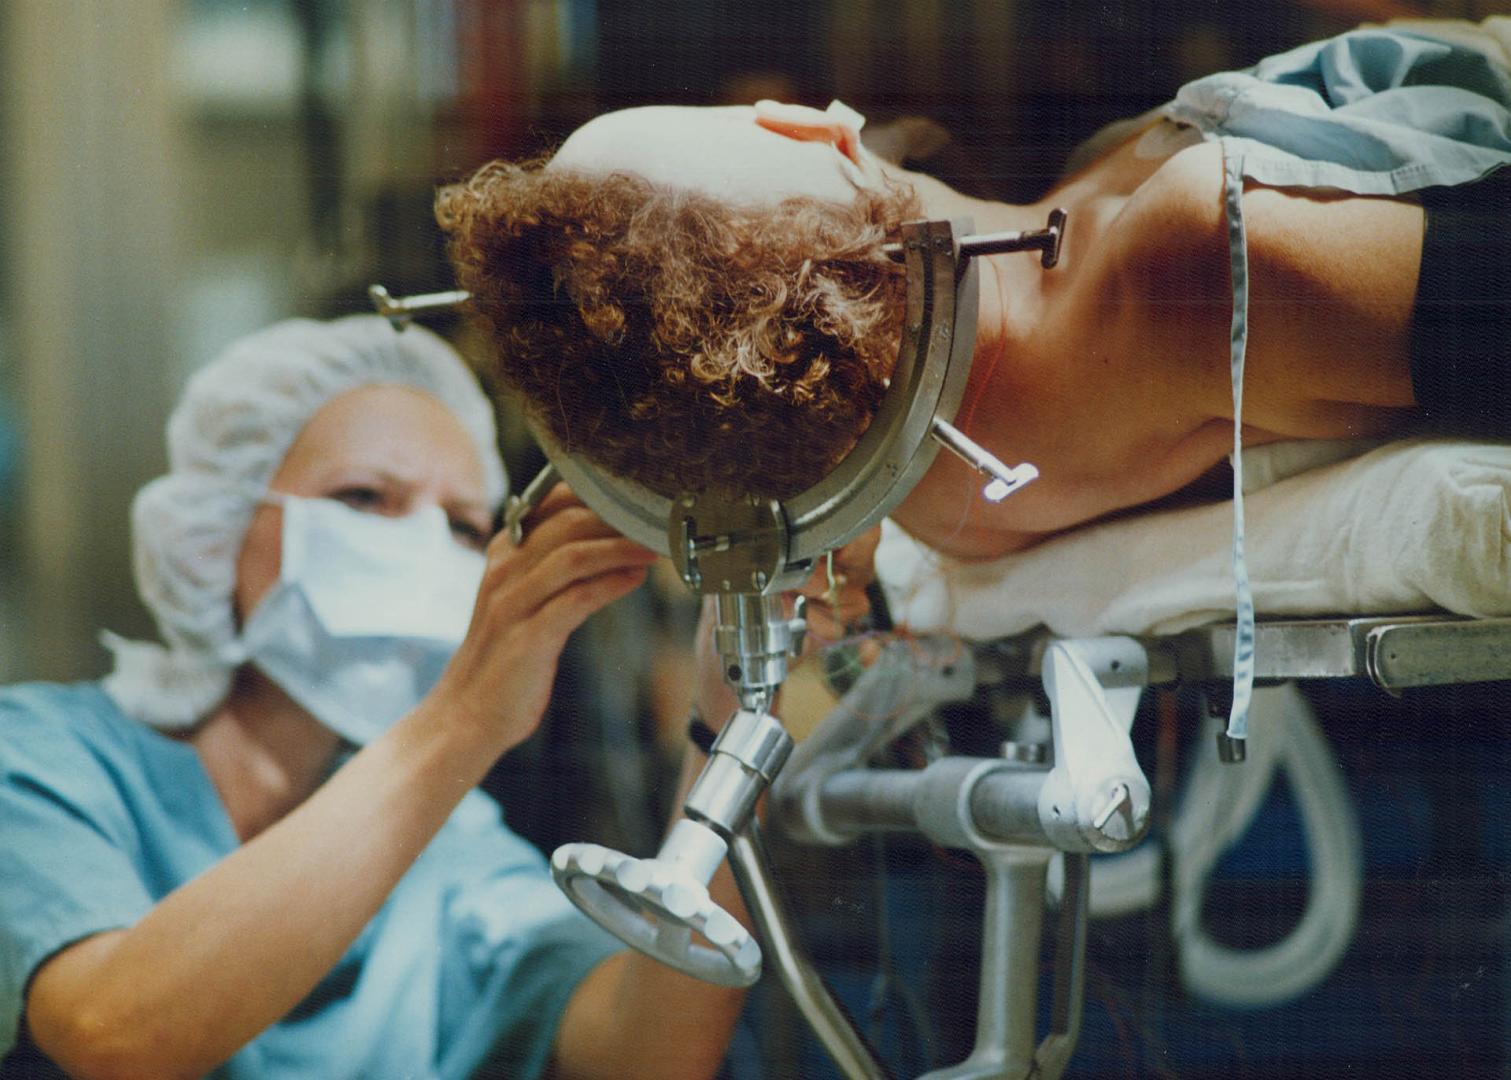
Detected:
left=550, top=104, right=879, bottom=207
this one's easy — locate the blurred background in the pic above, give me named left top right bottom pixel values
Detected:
left=2, top=0, right=1508, bottom=1077
left=3, top=0, right=1483, bottom=685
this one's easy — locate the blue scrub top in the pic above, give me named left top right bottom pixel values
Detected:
left=0, top=682, right=623, bottom=1079
left=1168, top=22, right=1511, bottom=194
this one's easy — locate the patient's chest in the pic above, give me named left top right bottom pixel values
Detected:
left=889, top=147, right=1230, bottom=558
left=892, top=404, right=1263, bottom=562
left=892, top=137, right=1408, bottom=562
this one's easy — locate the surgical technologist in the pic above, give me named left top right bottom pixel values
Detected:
left=0, top=317, right=745, bottom=1079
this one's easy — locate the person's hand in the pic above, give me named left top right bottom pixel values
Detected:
left=429, top=484, right=657, bottom=753
left=795, top=526, right=881, bottom=644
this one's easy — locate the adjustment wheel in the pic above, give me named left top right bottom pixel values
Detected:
left=552, top=839, right=761, bottom=988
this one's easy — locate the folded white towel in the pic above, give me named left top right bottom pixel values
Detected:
left=878, top=439, right=1511, bottom=640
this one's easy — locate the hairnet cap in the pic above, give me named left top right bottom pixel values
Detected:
left=104, top=315, right=507, bottom=729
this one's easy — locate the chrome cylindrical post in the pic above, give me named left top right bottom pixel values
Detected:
left=713, top=592, right=794, bottom=710
left=685, top=709, right=793, bottom=836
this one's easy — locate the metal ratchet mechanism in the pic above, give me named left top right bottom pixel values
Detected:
left=371, top=209, right=1068, bottom=996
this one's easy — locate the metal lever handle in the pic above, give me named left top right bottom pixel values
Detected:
left=958, top=206, right=1070, bottom=268
left=929, top=417, right=1038, bottom=503
left=884, top=207, right=1069, bottom=268
left=367, top=284, right=472, bottom=330
left=1037, top=639, right=1151, bottom=852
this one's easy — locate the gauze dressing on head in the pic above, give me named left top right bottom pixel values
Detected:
left=550, top=101, right=881, bottom=208
left=241, top=496, right=485, bottom=745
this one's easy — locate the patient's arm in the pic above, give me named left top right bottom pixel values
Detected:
left=1241, top=182, right=1423, bottom=418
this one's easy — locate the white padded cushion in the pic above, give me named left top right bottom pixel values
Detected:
left=877, top=439, right=1511, bottom=640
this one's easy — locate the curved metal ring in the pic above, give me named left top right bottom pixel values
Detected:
left=527, top=216, right=981, bottom=567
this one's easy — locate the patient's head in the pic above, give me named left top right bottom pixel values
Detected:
left=438, top=103, right=919, bottom=498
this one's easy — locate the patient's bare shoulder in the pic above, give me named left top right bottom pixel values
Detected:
left=1078, top=142, right=1235, bottom=414
left=1106, top=141, right=1422, bottom=432
left=1107, top=141, right=1230, bottom=305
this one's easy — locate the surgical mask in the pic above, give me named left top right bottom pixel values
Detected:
left=240, top=495, right=487, bottom=745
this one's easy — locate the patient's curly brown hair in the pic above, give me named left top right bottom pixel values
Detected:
left=437, top=159, right=919, bottom=499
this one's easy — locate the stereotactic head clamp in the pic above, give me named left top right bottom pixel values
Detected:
left=368, top=208, right=1063, bottom=978
left=368, top=208, right=1150, bottom=1077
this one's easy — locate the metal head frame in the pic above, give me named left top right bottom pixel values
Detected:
left=366, top=203, right=1070, bottom=1045
left=542, top=211, right=1068, bottom=1005
left=540, top=215, right=984, bottom=567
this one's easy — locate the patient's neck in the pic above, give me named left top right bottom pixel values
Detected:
left=889, top=164, right=1057, bottom=375
left=883, top=197, right=1080, bottom=560
left=960, top=229, right=1048, bottom=438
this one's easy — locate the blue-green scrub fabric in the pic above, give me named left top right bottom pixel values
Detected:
left=1169, top=23, right=1511, bottom=193
left=0, top=682, right=623, bottom=1079
left=1163, top=22, right=1511, bottom=740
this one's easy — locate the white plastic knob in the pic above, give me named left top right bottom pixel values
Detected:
left=552, top=833, right=762, bottom=988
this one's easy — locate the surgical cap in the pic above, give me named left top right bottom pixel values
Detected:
left=103, top=315, right=508, bottom=729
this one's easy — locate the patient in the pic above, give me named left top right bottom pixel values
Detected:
left=439, top=21, right=1510, bottom=563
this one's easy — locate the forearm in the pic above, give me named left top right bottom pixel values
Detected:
left=557, top=951, right=746, bottom=1080
left=28, top=700, right=504, bottom=1079
left=30, top=490, right=656, bottom=1079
